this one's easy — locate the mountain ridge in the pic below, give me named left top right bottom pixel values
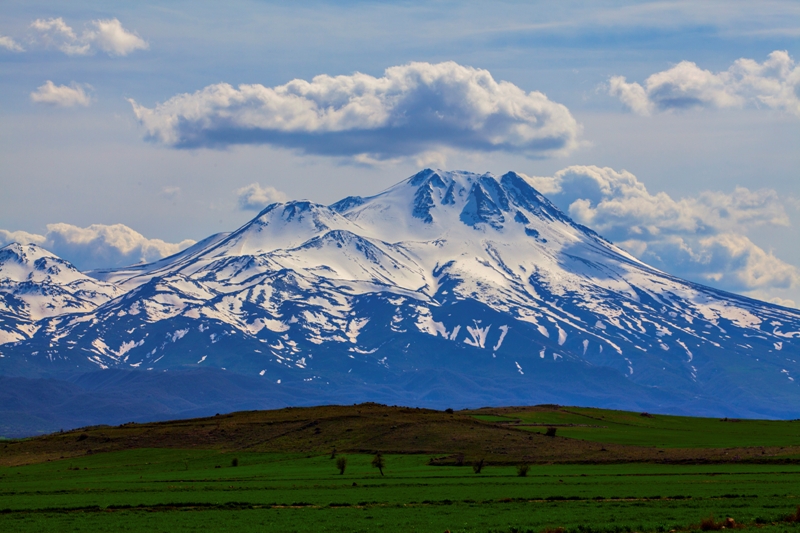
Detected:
left=1, top=168, right=798, bottom=432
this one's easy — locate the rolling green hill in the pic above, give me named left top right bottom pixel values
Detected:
left=468, top=406, right=800, bottom=448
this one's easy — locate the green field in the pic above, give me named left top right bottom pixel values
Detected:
left=2, top=404, right=800, bottom=532
left=2, top=449, right=800, bottom=532
left=471, top=407, right=800, bottom=448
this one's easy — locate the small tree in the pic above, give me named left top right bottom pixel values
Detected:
left=371, top=453, right=385, bottom=476
left=545, top=427, right=557, bottom=437
left=336, top=456, right=347, bottom=475
left=231, top=457, right=239, bottom=467
left=517, top=464, right=530, bottom=477
left=472, top=458, right=485, bottom=474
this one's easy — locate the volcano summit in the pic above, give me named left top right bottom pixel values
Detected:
left=1, top=169, right=799, bottom=434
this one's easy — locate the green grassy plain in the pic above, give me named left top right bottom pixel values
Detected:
left=3, top=449, right=800, bottom=533
left=2, top=404, right=800, bottom=532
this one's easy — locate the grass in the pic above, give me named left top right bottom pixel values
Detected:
left=3, top=403, right=800, bottom=531
left=468, top=406, right=800, bottom=448
left=2, top=449, right=800, bottom=532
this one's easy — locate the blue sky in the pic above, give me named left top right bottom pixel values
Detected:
left=1, top=0, right=800, bottom=306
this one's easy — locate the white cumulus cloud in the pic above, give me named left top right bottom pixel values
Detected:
left=83, top=18, right=148, bottom=56
left=0, top=34, right=23, bottom=52
left=235, top=183, right=289, bottom=211
left=0, top=224, right=195, bottom=270
left=30, top=17, right=147, bottom=57
left=609, top=50, right=800, bottom=117
left=525, top=165, right=799, bottom=301
left=30, top=81, right=92, bottom=107
left=128, top=61, right=581, bottom=161
left=31, top=17, right=89, bottom=55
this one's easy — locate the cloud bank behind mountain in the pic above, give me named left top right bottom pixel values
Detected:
left=0, top=224, right=195, bottom=271
left=525, top=166, right=799, bottom=306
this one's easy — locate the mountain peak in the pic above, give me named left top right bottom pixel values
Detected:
left=0, top=242, right=83, bottom=284
left=0, top=242, right=120, bottom=322
left=1, top=242, right=58, bottom=262
left=332, top=169, right=602, bottom=248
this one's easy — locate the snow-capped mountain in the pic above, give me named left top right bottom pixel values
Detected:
left=0, top=243, right=121, bottom=344
left=2, top=169, right=799, bottom=424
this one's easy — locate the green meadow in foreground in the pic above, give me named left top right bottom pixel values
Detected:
left=2, top=404, right=800, bottom=532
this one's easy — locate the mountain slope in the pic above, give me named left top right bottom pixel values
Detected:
left=1, top=169, right=799, bottom=426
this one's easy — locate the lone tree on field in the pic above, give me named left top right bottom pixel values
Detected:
left=473, top=458, right=485, bottom=474
left=336, top=456, right=347, bottom=475
left=371, top=453, right=385, bottom=476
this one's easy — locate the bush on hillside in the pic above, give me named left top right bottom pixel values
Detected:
left=371, top=453, right=385, bottom=476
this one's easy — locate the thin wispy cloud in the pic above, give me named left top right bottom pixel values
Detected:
left=129, top=61, right=581, bottom=162
left=30, top=81, right=92, bottom=107
left=526, top=166, right=799, bottom=304
left=30, top=17, right=148, bottom=56
left=160, top=186, right=181, bottom=201
left=0, top=224, right=195, bottom=270
left=609, top=50, right=800, bottom=117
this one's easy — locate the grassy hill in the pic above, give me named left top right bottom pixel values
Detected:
left=3, top=403, right=800, bottom=467
left=470, top=405, right=800, bottom=448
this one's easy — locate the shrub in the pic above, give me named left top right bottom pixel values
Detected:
left=336, top=456, right=347, bottom=475
left=545, top=427, right=557, bottom=437
left=699, top=515, right=736, bottom=531
left=445, top=408, right=454, bottom=414
left=473, top=458, right=485, bottom=474
left=231, top=457, right=239, bottom=467
left=517, top=464, right=530, bottom=477
left=371, top=453, right=385, bottom=476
